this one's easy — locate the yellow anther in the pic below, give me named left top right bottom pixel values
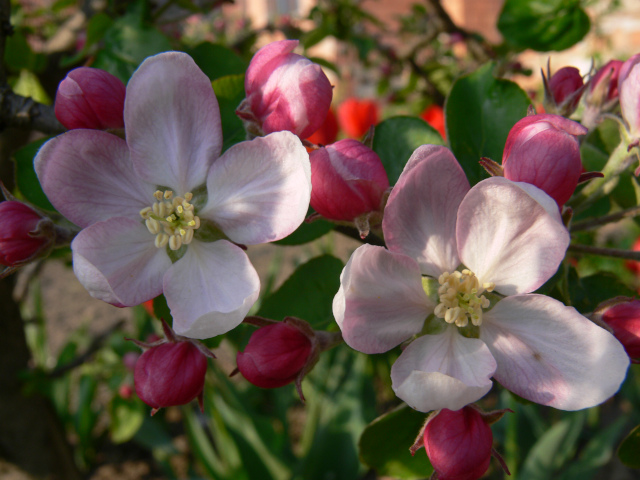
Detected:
left=155, top=233, right=169, bottom=248
left=140, top=207, right=152, bottom=218
left=146, top=218, right=161, bottom=235
left=184, top=192, right=193, bottom=202
left=169, top=235, right=182, bottom=251
left=154, top=190, right=163, bottom=201
left=164, top=190, right=173, bottom=199
left=177, top=205, right=184, bottom=214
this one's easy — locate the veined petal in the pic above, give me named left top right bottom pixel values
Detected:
left=457, top=177, right=569, bottom=295
left=620, top=62, right=640, bottom=138
left=199, top=131, right=311, bottom=245
left=333, top=244, right=433, bottom=354
left=35, top=130, right=154, bottom=228
left=391, top=328, right=496, bottom=412
left=480, top=295, right=630, bottom=411
left=72, top=217, right=170, bottom=306
left=383, top=145, right=469, bottom=278
left=166, top=240, right=260, bottom=339
left=125, top=52, right=222, bottom=193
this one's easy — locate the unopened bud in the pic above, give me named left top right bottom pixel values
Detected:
left=594, top=297, right=640, bottom=361
left=310, top=139, right=389, bottom=223
left=585, top=60, right=623, bottom=108
left=0, top=201, right=54, bottom=267
left=55, top=67, right=126, bottom=130
left=502, top=114, right=588, bottom=207
left=237, top=40, right=333, bottom=139
left=544, top=66, right=584, bottom=116
left=337, top=98, right=379, bottom=139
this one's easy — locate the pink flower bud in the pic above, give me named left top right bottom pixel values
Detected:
left=238, top=40, right=333, bottom=139
left=236, top=321, right=313, bottom=388
left=0, top=201, right=53, bottom=267
left=134, top=340, right=208, bottom=411
left=502, top=114, right=588, bottom=207
left=423, top=407, right=493, bottom=480
left=619, top=54, right=640, bottom=140
left=546, top=66, right=584, bottom=116
left=310, top=139, right=389, bottom=222
left=585, top=60, right=623, bottom=107
left=337, top=98, right=379, bottom=139
left=598, top=298, right=640, bottom=360
left=55, top=67, right=126, bottom=130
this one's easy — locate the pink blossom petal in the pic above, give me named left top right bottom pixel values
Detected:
left=383, top=145, right=469, bottom=278
left=125, top=52, right=222, bottom=193
left=71, top=217, right=170, bottom=306
left=166, top=240, right=260, bottom=339
left=457, top=178, right=569, bottom=295
left=245, top=40, right=298, bottom=95
left=620, top=62, right=640, bottom=138
left=199, top=131, right=311, bottom=245
left=333, top=244, right=432, bottom=354
left=35, top=130, right=154, bottom=228
left=391, top=328, right=496, bottom=412
left=480, top=295, right=630, bottom=411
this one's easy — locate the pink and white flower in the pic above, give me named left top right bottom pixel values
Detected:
left=35, top=52, right=311, bottom=339
left=333, top=145, right=629, bottom=412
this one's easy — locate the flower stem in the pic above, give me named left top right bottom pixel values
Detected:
left=568, top=243, right=640, bottom=261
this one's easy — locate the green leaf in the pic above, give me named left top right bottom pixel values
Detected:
left=188, top=43, right=247, bottom=81
left=359, top=404, right=432, bottom=479
left=212, top=74, right=246, bottom=151
left=110, top=395, right=145, bottom=443
left=257, top=254, right=343, bottom=329
left=618, top=424, right=640, bottom=468
left=372, top=116, right=444, bottom=185
left=275, top=211, right=334, bottom=246
left=568, top=270, right=635, bottom=314
left=519, top=411, right=586, bottom=480
left=4, top=31, right=46, bottom=73
left=92, top=9, right=172, bottom=82
left=12, top=70, right=52, bottom=105
left=446, top=63, right=531, bottom=185
left=61, top=13, right=114, bottom=67
left=12, top=137, right=56, bottom=211
left=498, top=0, right=590, bottom=52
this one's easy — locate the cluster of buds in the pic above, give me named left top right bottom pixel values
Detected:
left=592, top=297, right=640, bottom=363
left=129, top=319, right=215, bottom=414
left=410, top=405, right=510, bottom=480
left=542, top=61, right=585, bottom=117
left=233, top=316, right=342, bottom=401
left=309, top=139, right=390, bottom=238
left=55, top=67, right=126, bottom=131
left=236, top=40, right=333, bottom=139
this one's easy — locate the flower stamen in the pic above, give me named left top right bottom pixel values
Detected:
left=435, top=270, right=494, bottom=327
left=141, top=189, right=201, bottom=250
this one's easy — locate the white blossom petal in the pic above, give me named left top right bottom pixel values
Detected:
left=391, top=327, right=496, bottom=412
left=125, top=52, right=223, bottom=193
left=334, top=244, right=432, bottom=354
left=199, top=131, right=311, bottom=245
left=166, top=240, right=260, bottom=339
left=480, top=295, right=630, bottom=411
left=457, top=177, right=569, bottom=295
left=383, top=145, right=468, bottom=277
left=71, top=217, right=170, bottom=306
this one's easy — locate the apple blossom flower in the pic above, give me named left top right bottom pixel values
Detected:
left=333, top=145, right=629, bottom=412
left=36, top=52, right=311, bottom=339
left=502, top=114, right=588, bottom=207
left=55, top=67, right=126, bottom=130
left=236, top=40, right=333, bottom=139
left=337, top=98, right=379, bottom=139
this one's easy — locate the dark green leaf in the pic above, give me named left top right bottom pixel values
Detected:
left=618, top=424, right=640, bottom=468
left=13, top=137, right=56, bottom=211
left=359, top=404, right=432, bottom=479
left=257, top=254, right=343, bottom=329
left=568, top=270, right=635, bottom=314
left=188, top=43, right=247, bottom=81
left=519, top=411, right=586, bottom=480
left=4, top=31, right=46, bottom=73
left=372, top=116, right=444, bottom=185
left=212, top=74, right=246, bottom=151
left=498, top=0, right=590, bottom=52
left=446, top=63, right=531, bottom=185
left=275, top=212, right=334, bottom=245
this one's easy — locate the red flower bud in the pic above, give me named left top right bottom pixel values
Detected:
left=502, top=114, right=588, bottom=207
left=0, top=201, right=54, bottom=267
left=598, top=298, right=640, bottom=360
left=306, top=108, right=339, bottom=146
left=55, top=67, right=126, bottom=130
left=423, top=407, right=493, bottom=480
left=585, top=60, right=623, bottom=107
left=337, top=98, right=379, bottom=139
left=309, top=139, right=389, bottom=222
left=238, top=40, right=333, bottom=139
left=420, top=104, right=446, bottom=139
left=546, top=66, right=584, bottom=116
left=134, top=340, right=208, bottom=411
left=236, top=321, right=313, bottom=388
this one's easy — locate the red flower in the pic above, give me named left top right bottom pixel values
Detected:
left=420, top=104, right=446, bottom=139
left=337, top=98, right=379, bottom=139
left=306, top=108, right=339, bottom=145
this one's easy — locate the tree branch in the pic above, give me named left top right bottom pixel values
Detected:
left=0, top=87, right=65, bottom=134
